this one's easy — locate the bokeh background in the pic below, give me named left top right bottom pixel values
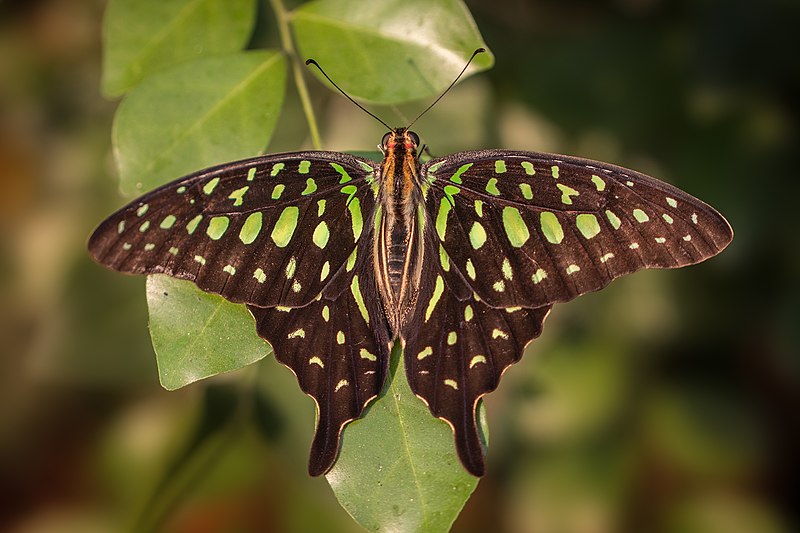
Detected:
left=1, top=0, right=798, bottom=531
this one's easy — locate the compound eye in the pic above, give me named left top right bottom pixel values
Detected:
left=381, top=132, right=392, bottom=149
left=408, top=130, right=420, bottom=147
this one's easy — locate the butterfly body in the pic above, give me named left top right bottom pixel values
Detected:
left=375, top=128, right=428, bottom=334
left=89, top=129, right=732, bottom=477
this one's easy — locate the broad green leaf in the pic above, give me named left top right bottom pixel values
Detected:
left=113, top=51, right=286, bottom=196
left=147, top=276, right=271, bottom=390
left=292, top=0, right=493, bottom=104
left=102, top=0, right=257, bottom=96
left=327, top=345, right=481, bottom=533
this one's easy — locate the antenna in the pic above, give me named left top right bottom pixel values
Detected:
left=305, top=59, right=393, bottom=131
left=407, top=48, right=485, bottom=129
left=306, top=47, right=486, bottom=132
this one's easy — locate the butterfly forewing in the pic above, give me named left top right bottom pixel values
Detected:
left=423, top=150, right=733, bottom=309
left=89, top=152, right=377, bottom=309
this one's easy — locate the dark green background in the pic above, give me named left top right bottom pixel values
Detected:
left=1, top=0, right=797, bottom=531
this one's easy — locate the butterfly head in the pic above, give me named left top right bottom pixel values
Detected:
left=381, top=128, right=420, bottom=154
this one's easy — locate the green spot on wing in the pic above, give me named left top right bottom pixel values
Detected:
left=350, top=275, right=369, bottom=324
left=438, top=244, right=450, bottom=271
left=228, top=186, right=249, bottom=206
left=186, top=215, right=202, bottom=234
left=348, top=197, right=363, bottom=240
left=313, top=221, right=330, bottom=248
left=556, top=183, right=579, bottom=205
left=298, top=160, right=311, bottom=174
left=203, top=177, right=220, bottom=195
left=436, top=197, right=452, bottom=241
left=465, top=259, right=476, bottom=280
left=271, top=183, right=285, bottom=200
left=576, top=213, right=601, bottom=239
left=246, top=167, right=256, bottom=181
left=206, top=216, right=229, bottom=240
left=551, top=165, right=560, bottom=179
left=605, top=210, right=621, bottom=229
left=270, top=162, right=284, bottom=177
left=540, top=212, right=564, bottom=244
left=502, top=206, right=530, bottom=248
left=302, top=178, right=317, bottom=195
left=521, top=161, right=535, bottom=175
left=494, top=160, right=506, bottom=174
left=485, top=178, right=500, bottom=196
left=331, top=162, right=352, bottom=183
left=450, top=163, right=472, bottom=184
left=271, top=207, right=298, bottom=247
left=519, top=183, right=533, bottom=200
left=160, top=215, right=176, bottom=229
left=424, top=275, right=445, bottom=321
left=633, top=208, right=650, bottom=223
left=591, top=175, right=606, bottom=191
left=239, top=212, right=262, bottom=244
left=469, top=222, right=487, bottom=249
left=443, top=184, right=460, bottom=204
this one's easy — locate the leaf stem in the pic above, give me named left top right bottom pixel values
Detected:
left=270, top=0, right=322, bottom=150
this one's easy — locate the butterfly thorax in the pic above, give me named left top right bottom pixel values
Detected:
left=374, top=129, right=425, bottom=335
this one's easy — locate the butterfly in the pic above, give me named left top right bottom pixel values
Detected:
left=88, top=50, right=733, bottom=477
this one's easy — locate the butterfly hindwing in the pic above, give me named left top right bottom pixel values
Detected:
left=424, top=150, right=733, bottom=309
left=401, top=234, right=551, bottom=475
left=89, top=152, right=377, bottom=309
left=249, top=237, right=391, bottom=475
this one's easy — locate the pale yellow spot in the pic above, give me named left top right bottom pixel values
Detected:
left=334, top=379, right=349, bottom=392
left=309, top=357, right=324, bottom=368
left=464, top=305, right=474, bottom=322
left=288, top=329, right=305, bottom=339
left=465, top=259, right=476, bottom=280
left=492, top=328, right=508, bottom=340
left=444, top=379, right=459, bottom=390
left=469, top=355, right=487, bottom=368
left=502, top=257, right=513, bottom=280
left=417, top=346, right=433, bottom=360
left=359, top=348, right=377, bottom=361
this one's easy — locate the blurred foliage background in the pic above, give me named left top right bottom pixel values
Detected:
left=1, top=0, right=798, bottom=531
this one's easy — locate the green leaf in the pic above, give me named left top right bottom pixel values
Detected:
left=102, top=0, right=257, bottom=97
left=292, top=0, right=493, bottom=104
left=112, top=50, right=287, bottom=196
left=326, top=345, right=481, bottom=533
left=147, top=276, right=271, bottom=390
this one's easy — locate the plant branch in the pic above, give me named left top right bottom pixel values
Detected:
left=270, top=0, right=322, bottom=150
